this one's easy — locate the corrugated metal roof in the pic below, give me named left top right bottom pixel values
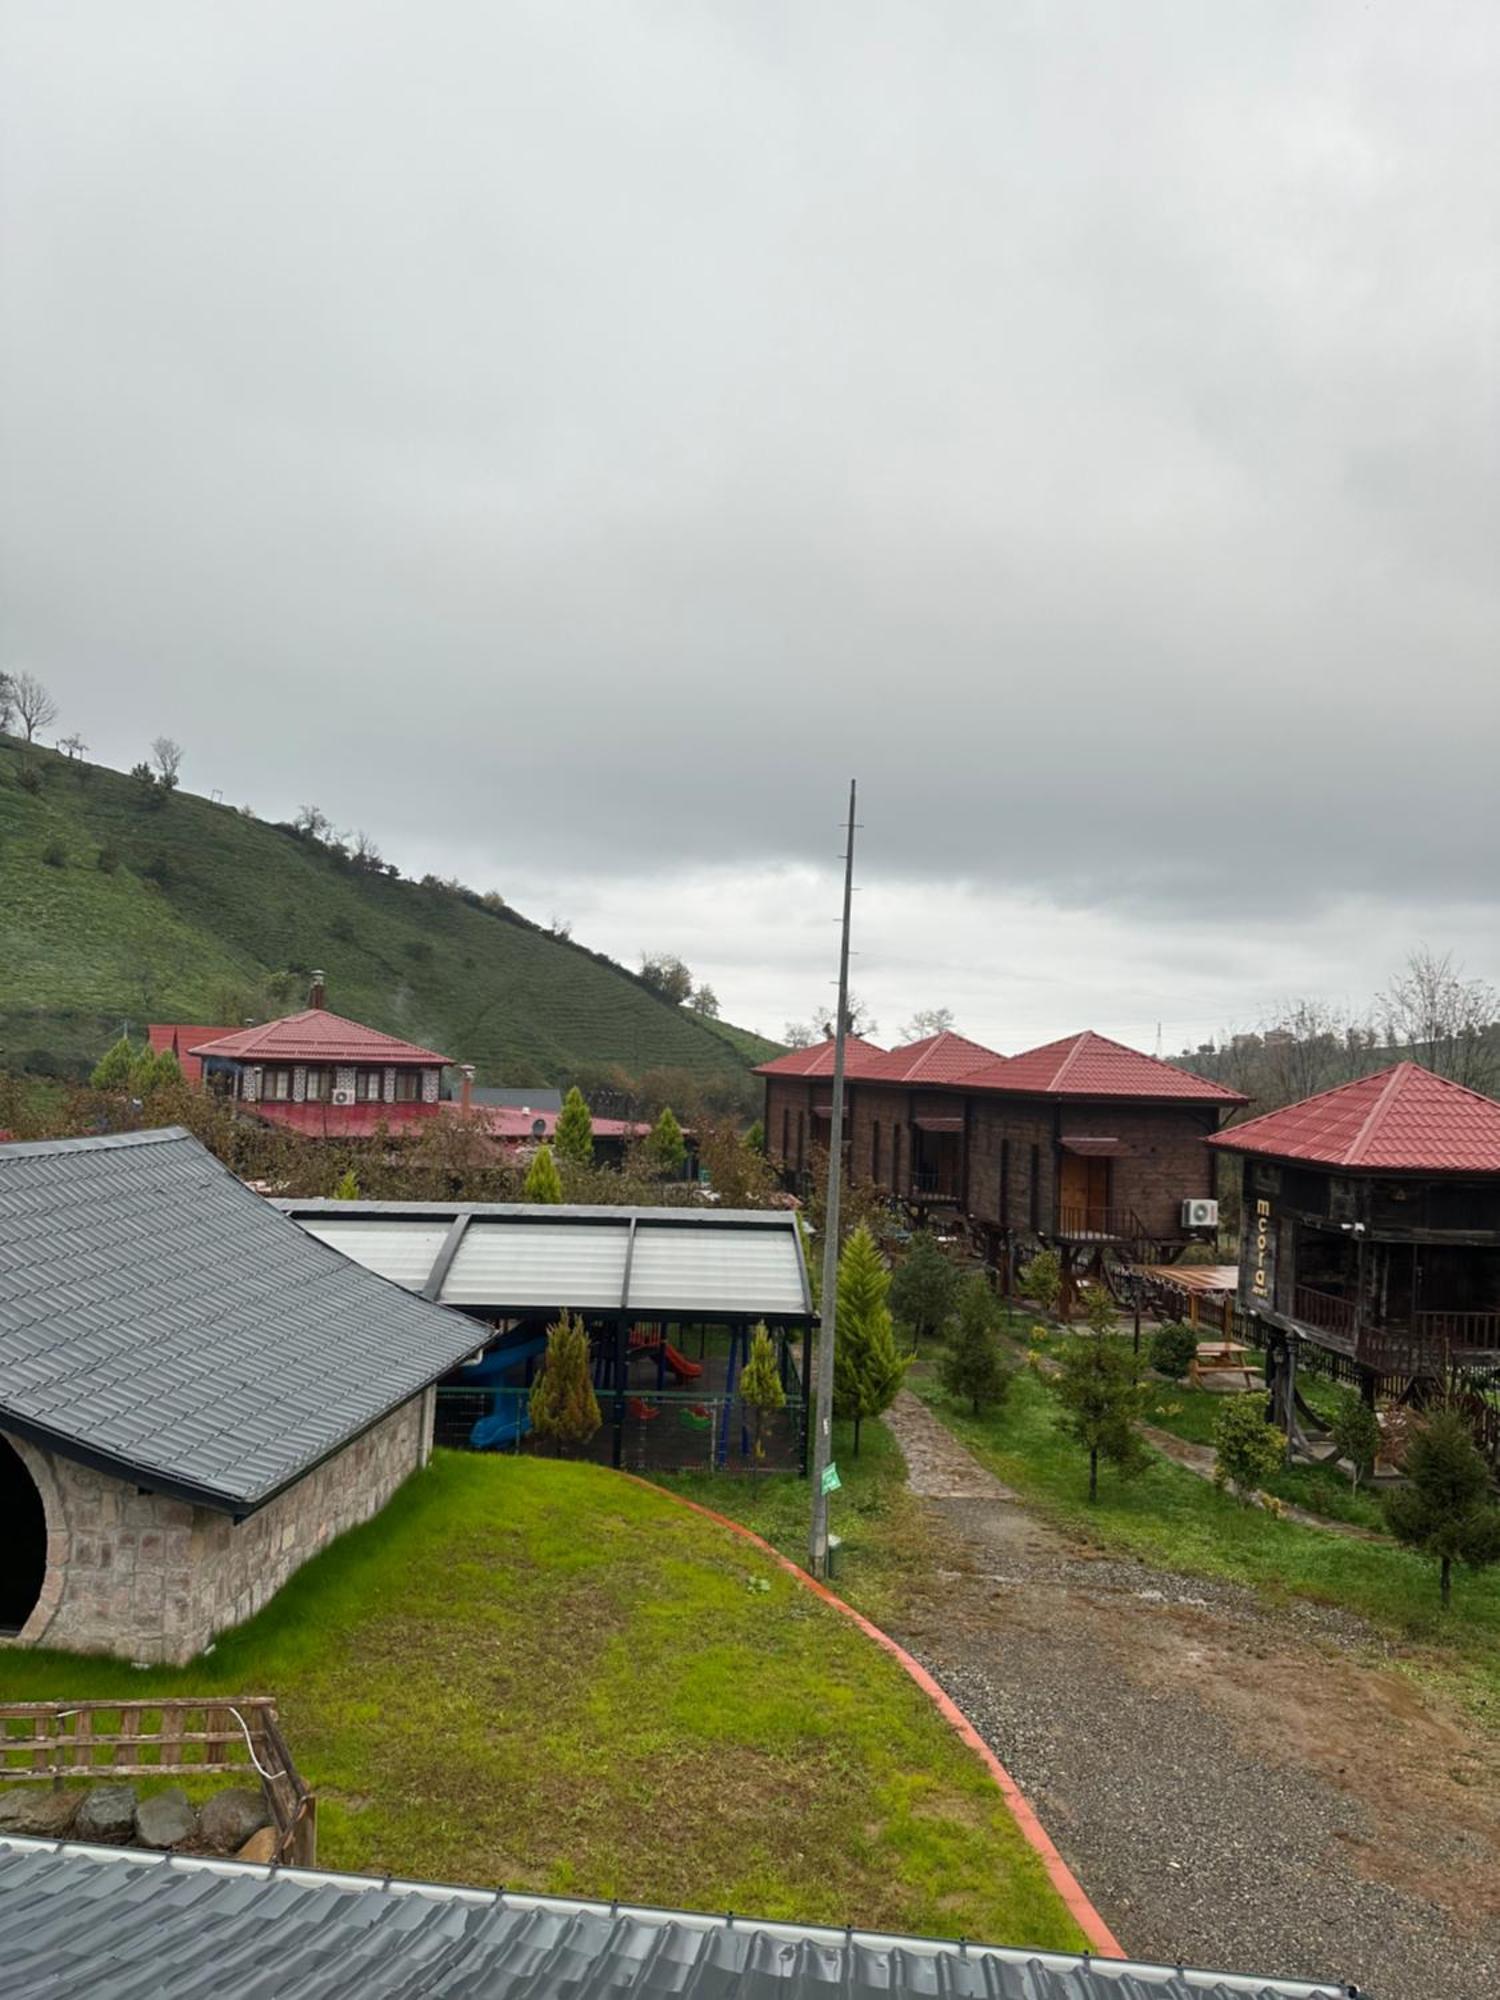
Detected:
left=1207, top=1060, right=1500, bottom=1172
left=0, top=1130, right=486, bottom=1511
left=189, top=1008, right=451, bottom=1066
left=279, top=1202, right=817, bottom=1322
left=0, top=1839, right=1354, bottom=2000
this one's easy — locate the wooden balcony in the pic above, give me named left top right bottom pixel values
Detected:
left=1291, top=1285, right=1356, bottom=1343
left=1054, top=1205, right=1145, bottom=1243
left=1413, top=1310, right=1500, bottom=1358
left=1287, top=1289, right=1500, bottom=1369
left=910, top=1166, right=963, bottom=1201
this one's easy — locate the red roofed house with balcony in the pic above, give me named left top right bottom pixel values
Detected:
left=1208, top=1062, right=1500, bottom=1447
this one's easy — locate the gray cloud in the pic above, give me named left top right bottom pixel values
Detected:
left=3, top=3, right=1497, bottom=1005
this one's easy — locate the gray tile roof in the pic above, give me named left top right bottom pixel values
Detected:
left=0, top=1128, right=485, bottom=1512
left=0, top=1840, right=1355, bottom=2000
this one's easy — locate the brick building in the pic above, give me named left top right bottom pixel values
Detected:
left=0, top=1128, right=483, bottom=1664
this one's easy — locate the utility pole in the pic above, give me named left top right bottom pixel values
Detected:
left=809, top=779, right=857, bottom=1578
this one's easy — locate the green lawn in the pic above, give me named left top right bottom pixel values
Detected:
left=912, top=1364, right=1500, bottom=1725
left=0, top=1451, right=1083, bottom=1949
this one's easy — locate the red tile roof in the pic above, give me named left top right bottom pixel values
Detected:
left=955, top=1031, right=1246, bottom=1104
left=863, top=1031, right=1005, bottom=1084
left=148, top=1023, right=238, bottom=1087
left=189, top=1009, right=451, bottom=1067
left=754, top=1035, right=887, bottom=1079
left=1206, top=1062, right=1500, bottom=1173
left=253, top=1102, right=649, bottom=1142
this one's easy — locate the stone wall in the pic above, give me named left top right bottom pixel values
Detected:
left=1, top=1389, right=435, bottom=1666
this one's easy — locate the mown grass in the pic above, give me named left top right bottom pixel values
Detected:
left=0, top=736, right=763, bottom=1086
left=912, top=1364, right=1500, bottom=1725
left=0, top=1452, right=1083, bottom=1949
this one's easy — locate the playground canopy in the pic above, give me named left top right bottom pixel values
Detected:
left=276, top=1201, right=816, bottom=1324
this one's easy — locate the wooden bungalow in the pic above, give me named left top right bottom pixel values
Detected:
left=1207, top=1062, right=1500, bottom=1452
left=757, top=1035, right=888, bottom=1190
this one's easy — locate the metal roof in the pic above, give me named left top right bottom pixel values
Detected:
left=956, top=1033, right=1247, bottom=1105
left=1207, top=1060, right=1500, bottom=1173
left=754, top=1036, right=888, bottom=1079
left=0, top=1839, right=1354, bottom=2000
left=862, top=1032, right=1005, bottom=1084
left=188, top=1008, right=451, bottom=1066
left=0, top=1129, right=486, bottom=1513
left=281, top=1202, right=815, bottom=1323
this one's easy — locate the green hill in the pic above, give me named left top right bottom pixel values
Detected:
left=0, top=737, right=783, bottom=1090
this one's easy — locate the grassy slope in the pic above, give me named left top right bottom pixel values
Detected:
left=913, top=1364, right=1500, bottom=1723
left=0, top=1454, right=1082, bottom=1949
left=0, top=739, right=781, bottom=1084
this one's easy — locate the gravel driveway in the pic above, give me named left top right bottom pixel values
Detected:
left=883, top=1391, right=1500, bottom=2000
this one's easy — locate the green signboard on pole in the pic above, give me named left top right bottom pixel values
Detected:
left=821, top=1462, right=841, bottom=1496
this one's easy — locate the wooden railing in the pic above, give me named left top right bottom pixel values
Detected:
left=1414, top=1310, right=1500, bottom=1357
left=0, top=1698, right=315, bottom=1863
left=1291, top=1285, right=1356, bottom=1340
left=911, top=1167, right=962, bottom=1198
left=1055, top=1206, right=1144, bottom=1241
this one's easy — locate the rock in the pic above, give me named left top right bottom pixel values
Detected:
left=0, top=1788, right=80, bottom=1838
left=236, top=1825, right=279, bottom=1864
left=134, top=1788, right=197, bottom=1851
left=74, top=1784, right=138, bottom=1845
left=197, top=1786, right=269, bottom=1854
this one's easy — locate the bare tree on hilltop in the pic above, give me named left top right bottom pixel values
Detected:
left=1377, top=947, right=1499, bottom=1093
left=6, top=671, right=57, bottom=742
left=150, top=737, right=183, bottom=791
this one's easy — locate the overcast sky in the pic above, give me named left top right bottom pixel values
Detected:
left=3, top=4, right=1497, bottom=1052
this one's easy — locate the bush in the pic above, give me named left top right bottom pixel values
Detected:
left=41, top=840, right=66, bottom=868
left=1021, top=1248, right=1062, bottom=1314
left=940, top=1274, right=1011, bottom=1415
left=15, top=761, right=42, bottom=795
left=1329, top=1388, right=1381, bottom=1493
left=1149, top=1322, right=1199, bottom=1381
left=1212, top=1395, right=1285, bottom=1505
left=528, top=1310, right=601, bottom=1451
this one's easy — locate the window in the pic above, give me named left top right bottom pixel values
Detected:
left=264, top=1067, right=291, bottom=1102
left=872, top=1121, right=882, bottom=1185
left=1029, top=1143, right=1041, bottom=1232
left=304, top=1068, right=328, bottom=1102
left=1000, top=1137, right=1010, bottom=1226
left=355, top=1069, right=383, bottom=1102
left=394, top=1069, right=420, bottom=1102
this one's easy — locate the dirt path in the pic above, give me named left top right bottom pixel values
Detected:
left=882, top=1391, right=1500, bottom=2000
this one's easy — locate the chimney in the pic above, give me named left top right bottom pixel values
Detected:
left=309, top=970, right=326, bottom=1010
left=460, top=1063, right=475, bottom=1111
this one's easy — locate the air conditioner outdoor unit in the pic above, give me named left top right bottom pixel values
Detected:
left=1181, top=1197, right=1219, bottom=1230
left=331, top=1087, right=356, bottom=1106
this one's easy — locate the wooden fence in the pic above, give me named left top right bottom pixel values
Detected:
left=0, top=1697, right=315, bottom=1863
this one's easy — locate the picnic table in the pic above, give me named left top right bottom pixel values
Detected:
left=1189, top=1338, right=1257, bottom=1391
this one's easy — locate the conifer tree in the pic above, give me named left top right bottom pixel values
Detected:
left=90, top=1035, right=137, bottom=1091
left=1329, top=1388, right=1381, bottom=1494
left=832, top=1224, right=911, bottom=1454
left=528, top=1310, right=601, bottom=1451
left=646, top=1105, right=687, bottom=1177
left=555, top=1086, right=594, bottom=1166
left=739, top=1322, right=787, bottom=1470
left=332, top=1168, right=362, bottom=1201
left=1054, top=1334, right=1147, bottom=1501
left=940, top=1274, right=1011, bottom=1416
left=523, top=1143, right=564, bottom=1203
left=1384, top=1406, right=1500, bottom=1608
left=890, top=1230, right=960, bottom=1344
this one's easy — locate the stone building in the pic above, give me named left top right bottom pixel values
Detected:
left=0, top=1128, right=483, bottom=1664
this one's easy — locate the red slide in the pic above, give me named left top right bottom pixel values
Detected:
left=659, top=1341, right=703, bottom=1384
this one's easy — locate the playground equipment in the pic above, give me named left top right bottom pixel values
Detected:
left=627, top=1325, right=704, bottom=1387
left=463, top=1334, right=547, bottom=1451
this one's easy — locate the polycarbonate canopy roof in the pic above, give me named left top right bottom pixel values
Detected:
left=281, top=1201, right=815, bottom=1322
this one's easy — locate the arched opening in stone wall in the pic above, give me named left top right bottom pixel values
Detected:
left=0, top=1436, right=48, bottom=1634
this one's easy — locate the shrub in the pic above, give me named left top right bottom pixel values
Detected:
left=890, top=1230, right=961, bottom=1345
left=1149, top=1321, right=1199, bottom=1381
left=645, top=1105, right=687, bottom=1177
left=332, top=1168, right=362, bottom=1201
left=1212, top=1395, right=1285, bottom=1505
left=940, top=1274, right=1011, bottom=1415
left=90, top=1035, right=138, bottom=1091
left=1080, top=1283, right=1117, bottom=1338
left=95, top=846, right=120, bottom=873
left=15, top=761, right=42, bottom=795
left=554, top=1086, right=594, bottom=1167
left=528, top=1310, right=601, bottom=1451
left=1329, top=1388, right=1381, bottom=1493
left=1022, top=1248, right=1062, bottom=1314
left=1054, top=1335, right=1148, bottom=1500
left=739, top=1322, right=787, bottom=1468
left=41, top=840, right=67, bottom=868
left=1384, top=1406, right=1500, bottom=1609
left=522, top=1143, right=564, bottom=1203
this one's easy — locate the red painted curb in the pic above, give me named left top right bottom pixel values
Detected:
left=625, top=1474, right=1124, bottom=1960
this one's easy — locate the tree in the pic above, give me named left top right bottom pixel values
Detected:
left=639, top=952, right=695, bottom=1005
left=1080, top=1283, right=1117, bottom=1338
left=130, top=761, right=165, bottom=809
left=1383, top=1406, right=1500, bottom=1609
left=350, top=829, right=383, bottom=872
left=739, top=1322, right=787, bottom=1469
left=150, top=736, right=183, bottom=791
left=522, top=1143, right=564, bottom=1203
left=1329, top=1388, right=1381, bottom=1494
left=1054, top=1335, right=1148, bottom=1501
left=294, top=803, right=332, bottom=840
left=832, top=1224, right=910, bottom=1453
left=8, top=672, right=57, bottom=742
left=782, top=993, right=879, bottom=1048
left=554, top=1086, right=594, bottom=1167
left=1148, top=1321, right=1199, bottom=1381
left=0, top=671, right=13, bottom=734
left=889, top=1230, right=960, bottom=1344
left=782, top=1019, right=818, bottom=1050
left=59, top=732, right=88, bottom=762
left=645, top=1106, right=687, bottom=1177
left=900, top=1006, right=955, bottom=1043
left=692, top=1115, right=777, bottom=1206
left=687, top=984, right=720, bottom=1018
left=332, top=1168, right=362, bottom=1201
left=940, top=1274, right=1011, bottom=1415
left=1212, top=1395, right=1285, bottom=1505
left=1377, top=948, right=1499, bottom=1092
left=528, top=1310, right=601, bottom=1452
left=90, top=1035, right=138, bottom=1091
left=1022, top=1248, right=1062, bottom=1316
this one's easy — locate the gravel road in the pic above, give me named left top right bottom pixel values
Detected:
left=883, top=1390, right=1500, bottom=2000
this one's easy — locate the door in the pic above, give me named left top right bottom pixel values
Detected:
left=1058, top=1155, right=1110, bottom=1233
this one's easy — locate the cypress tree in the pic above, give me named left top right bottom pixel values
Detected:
left=939, top=1274, right=1011, bottom=1416
left=529, top=1310, right=601, bottom=1451
left=832, top=1224, right=911, bottom=1454
left=890, top=1231, right=960, bottom=1344
left=1384, top=1406, right=1500, bottom=1608
left=555, top=1086, right=594, bottom=1166
left=90, top=1035, right=137, bottom=1091
left=739, top=1321, right=787, bottom=1470
left=646, top=1106, right=687, bottom=1177
left=1054, top=1335, right=1147, bottom=1501
left=523, top=1143, right=564, bottom=1203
